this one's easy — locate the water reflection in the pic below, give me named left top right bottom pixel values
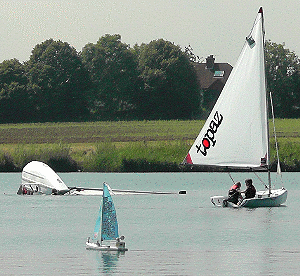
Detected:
left=95, top=251, right=126, bottom=274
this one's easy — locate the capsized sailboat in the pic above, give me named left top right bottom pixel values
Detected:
left=17, top=161, right=70, bottom=195
left=86, top=182, right=128, bottom=251
left=183, top=7, right=287, bottom=208
left=17, top=161, right=186, bottom=196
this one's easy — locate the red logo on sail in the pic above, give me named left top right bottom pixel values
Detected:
left=196, top=111, right=223, bottom=156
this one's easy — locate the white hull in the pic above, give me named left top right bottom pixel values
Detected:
left=17, top=182, right=70, bottom=195
left=240, top=188, right=287, bottom=207
left=18, top=161, right=69, bottom=195
left=85, top=242, right=128, bottom=252
left=211, top=188, right=287, bottom=208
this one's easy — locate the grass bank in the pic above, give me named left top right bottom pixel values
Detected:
left=0, top=119, right=299, bottom=172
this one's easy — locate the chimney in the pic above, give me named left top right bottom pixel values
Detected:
left=206, top=55, right=215, bottom=70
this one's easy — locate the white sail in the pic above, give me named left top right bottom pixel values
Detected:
left=185, top=8, right=268, bottom=169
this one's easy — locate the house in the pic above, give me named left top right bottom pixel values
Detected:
left=194, top=55, right=233, bottom=114
left=194, top=55, right=233, bottom=92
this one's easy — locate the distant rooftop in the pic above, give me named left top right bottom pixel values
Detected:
left=194, top=55, right=233, bottom=90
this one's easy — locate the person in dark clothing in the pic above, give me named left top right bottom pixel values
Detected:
left=227, top=182, right=242, bottom=204
left=242, top=179, right=256, bottom=199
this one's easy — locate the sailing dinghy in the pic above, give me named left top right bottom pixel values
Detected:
left=86, top=182, right=128, bottom=251
left=17, top=161, right=184, bottom=196
left=183, top=7, right=287, bottom=208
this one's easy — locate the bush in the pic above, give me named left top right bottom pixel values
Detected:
left=0, top=152, right=17, bottom=172
left=82, top=142, right=120, bottom=172
left=121, top=159, right=181, bottom=172
left=11, top=143, right=79, bottom=172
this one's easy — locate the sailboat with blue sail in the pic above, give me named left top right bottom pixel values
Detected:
left=86, top=182, right=128, bottom=251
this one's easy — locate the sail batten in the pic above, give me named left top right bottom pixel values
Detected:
left=185, top=8, right=268, bottom=169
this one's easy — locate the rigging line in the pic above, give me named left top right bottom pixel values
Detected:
left=269, top=92, right=280, bottom=162
left=253, top=171, right=268, bottom=189
left=228, top=172, right=235, bottom=184
left=269, top=92, right=283, bottom=185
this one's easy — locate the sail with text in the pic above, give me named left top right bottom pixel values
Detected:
left=184, top=7, right=268, bottom=169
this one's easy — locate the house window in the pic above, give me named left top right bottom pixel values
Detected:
left=213, top=71, right=225, bottom=78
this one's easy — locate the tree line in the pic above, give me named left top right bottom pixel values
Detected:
left=0, top=34, right=299, bottom=123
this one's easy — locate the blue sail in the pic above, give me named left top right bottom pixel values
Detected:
left=92, top=202, right=102, bottom=240
left=101, top=183, right=119, bottom=241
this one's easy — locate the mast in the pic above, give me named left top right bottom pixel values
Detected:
left=100, top=185, right=105, bottom=244
left=260, top=7, right=272, bottom=195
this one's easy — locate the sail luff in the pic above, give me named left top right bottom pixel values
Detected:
left=259, top=7, right=269, bottom=169
left=92, top=203, right=102, bottom=240
left=185, top=8, right=268, bottom=170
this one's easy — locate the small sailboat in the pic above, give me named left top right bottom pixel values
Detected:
left=86, top=182, right=128, bottom=251
left=17, top=161, right=182, bottom=196
left=183, top=7, right=287, bottom=208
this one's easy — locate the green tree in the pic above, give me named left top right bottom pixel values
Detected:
left=265, top=40, right=300, bottom=118
left=137, top=39, right=200, bottom=119
left=81, top=34, right=140, bottom=119
left=26, top=39, right=91, bottom=122
left=0, top=59, right=27, bottom=88
left=0, top=59, right=33, bottom=122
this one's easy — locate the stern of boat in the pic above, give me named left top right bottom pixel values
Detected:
left=116, top=236, right=128, bottom=251
left=211, top=196, right=228, bottom=207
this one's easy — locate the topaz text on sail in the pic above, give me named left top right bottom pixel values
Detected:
left=196, top=111, right=223, bottom=156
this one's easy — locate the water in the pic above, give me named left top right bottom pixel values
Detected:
left=1, top=172, right=299, bottom=275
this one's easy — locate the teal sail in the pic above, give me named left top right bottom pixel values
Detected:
left=92, top=204, right=102, bottom=240
left=101, top=183, right=119, bottom=241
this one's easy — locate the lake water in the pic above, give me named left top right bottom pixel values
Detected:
left=1, top=172, right=299, bottom=275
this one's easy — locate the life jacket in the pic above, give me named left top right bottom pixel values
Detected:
left=230, top=184, right=240, bottom=191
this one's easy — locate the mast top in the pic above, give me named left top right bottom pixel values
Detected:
left=259, top=7, right=263, bottom=14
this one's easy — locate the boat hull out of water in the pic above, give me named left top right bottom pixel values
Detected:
left=211, top=188, right=287, bottom=208
left=17, top=182, right=69, bottom=195
left=17, top=161, right=69, bottom=195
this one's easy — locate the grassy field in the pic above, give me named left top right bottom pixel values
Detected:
left=0, top=119, right=299, bottom=172
left=0, top=120, right=203, bottom=144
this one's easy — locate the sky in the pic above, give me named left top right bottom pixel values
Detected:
left=1, top=0, right=299, bottom=66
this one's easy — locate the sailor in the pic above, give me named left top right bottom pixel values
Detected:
left=227, top=182, right=242, bottom=204
left=242, top=179, right=256, bottom=199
